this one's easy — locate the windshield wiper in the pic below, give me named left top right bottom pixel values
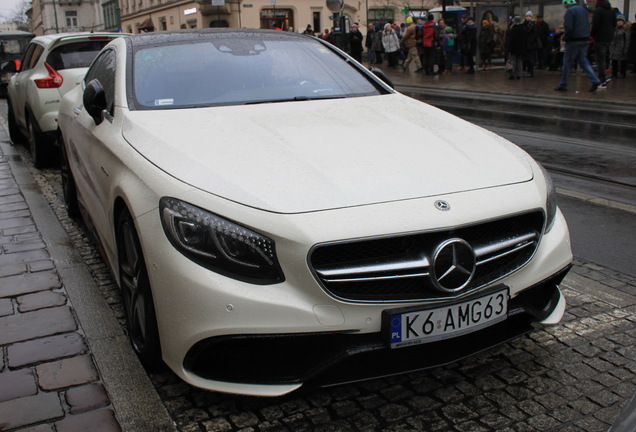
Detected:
left=246, top=95, right=345, bottom=105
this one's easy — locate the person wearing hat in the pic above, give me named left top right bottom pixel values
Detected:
left=609, top=15, right=629, bottom=78
left=555, top=0, right=602, bottom=92
left=348, top=23, right=364, bottom=62
left=400, top=16, right=424, bottom=72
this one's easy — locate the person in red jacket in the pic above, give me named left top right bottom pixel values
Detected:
left=421, top=14, right=438, bottom=75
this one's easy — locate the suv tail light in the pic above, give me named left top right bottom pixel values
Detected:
left=34, top=62, right=63, bottom=89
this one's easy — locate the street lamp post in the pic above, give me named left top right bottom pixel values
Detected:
left=326, top=0, right=345, bottom=50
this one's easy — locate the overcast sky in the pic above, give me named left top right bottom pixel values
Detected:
left=0, top=0, right=23, bottom=21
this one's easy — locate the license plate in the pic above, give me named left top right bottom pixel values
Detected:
left=386, top=289, right=508, bottom=348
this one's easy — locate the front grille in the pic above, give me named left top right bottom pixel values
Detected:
left=309, top=211, right=545, bottom=302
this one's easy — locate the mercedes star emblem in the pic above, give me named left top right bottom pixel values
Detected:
left=431, top=238, right=476, bottom=293
left=434, top=200, right=451, bottom=211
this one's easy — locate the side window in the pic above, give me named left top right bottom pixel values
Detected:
left=85, top=49, right=117, bottom=114
left=21, top=43, right=43, bottom=71
left=27, top=45, right=44, bottom=70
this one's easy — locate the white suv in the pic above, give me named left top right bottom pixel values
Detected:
left=7, top=32, right=128, bottom=168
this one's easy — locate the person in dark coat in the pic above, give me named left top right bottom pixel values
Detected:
left=348, top=23, right=364, bottom=62
left=479, top=19, right=495, bottom=70
left=591, top=0, right=616, bottom=85
left=461, top=17, right=478, bottom=73
left=523, top=11, right=540, bottom=77
left=536, top=15, right=551, bottom=69
left=507, top=16, right=528, bottom=79
left=456, top=15, right=469, bottom=70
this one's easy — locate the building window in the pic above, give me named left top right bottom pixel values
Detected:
left=368, top=8, right=394, bottom=27
left=312, top=11, right=320, bottom=35
left=66, top=11, right=78, bottom=28
left=103, top=0, right=120, bottom=30
left=260, top=8, right=293, bottom=31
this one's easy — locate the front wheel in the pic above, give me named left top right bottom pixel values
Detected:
left=117, top=209, right=163, bottom=369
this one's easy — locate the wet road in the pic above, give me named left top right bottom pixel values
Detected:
left=493, top=129, right=636, bottom=278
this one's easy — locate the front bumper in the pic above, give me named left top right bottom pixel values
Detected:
left=183, top=266, right=569, bottom=390
left=136, top=182, right=572, bottom=396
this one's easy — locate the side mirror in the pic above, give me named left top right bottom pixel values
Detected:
left=370, top=67, right=394, bottom=89
left=83, top=79, right=107, bottom=125
left=0, top=60, right=17, bottom=74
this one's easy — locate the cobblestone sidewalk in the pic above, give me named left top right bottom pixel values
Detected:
left=0, top=151, right=122, bottom=431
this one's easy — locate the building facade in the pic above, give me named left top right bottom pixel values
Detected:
left=25, top=0, right=635, bottom=39
left=28, top=0, right=105, bottom=35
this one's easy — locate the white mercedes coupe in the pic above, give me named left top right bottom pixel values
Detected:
left=57, top=29, right=572, bottom=396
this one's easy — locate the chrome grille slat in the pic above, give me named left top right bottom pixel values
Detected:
left=473, top=232, right=537, bottom=261
left=475, top=239, right=536, bottom=267
left=321, top=271, right=430, bottom=284
left=315, top=256, right=430, bottom=279
left=309, top=211, right=544, bottom=302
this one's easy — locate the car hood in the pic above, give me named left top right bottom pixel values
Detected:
left=122, top=94, right=533, bottom=214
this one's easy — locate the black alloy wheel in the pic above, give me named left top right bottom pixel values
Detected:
left=58, top=133, right=80, bottom=219
left=27, top=115, right=46, bottom=169
left=117, top=209, right=162, bottom=369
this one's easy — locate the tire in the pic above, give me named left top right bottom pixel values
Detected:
left=59, top=133, right=80, bottom=219
left=7, top=100, right=26, bottom=145
left=27, top=115, right=47, bottom=169
left=117, top=209, right=163, bottom=369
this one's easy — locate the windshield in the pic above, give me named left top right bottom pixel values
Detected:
left=132, top=35, right=383, bottom=109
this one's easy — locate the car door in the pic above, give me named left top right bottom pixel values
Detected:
left=11, top=42, right=43, bottom=128
left=66, top=48, right=121, bottom=251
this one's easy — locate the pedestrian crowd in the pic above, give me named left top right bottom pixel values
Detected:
left=300, top=0, right=634, bottom=93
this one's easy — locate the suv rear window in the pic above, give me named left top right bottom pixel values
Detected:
left=45, top=40, right=112, bottom=70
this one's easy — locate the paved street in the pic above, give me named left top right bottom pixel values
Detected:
left=0, top=65, right=635, bottom=431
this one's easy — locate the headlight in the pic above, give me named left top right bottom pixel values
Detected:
left=160, top=197, right=284, bottom=284
left=539, top=164, right=558, bottom=233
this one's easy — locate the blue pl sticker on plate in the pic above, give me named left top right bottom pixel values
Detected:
left=389, top=315, right=402, bottom=343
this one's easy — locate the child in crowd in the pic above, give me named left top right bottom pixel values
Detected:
left=609, top=15, right=630, bottom=78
